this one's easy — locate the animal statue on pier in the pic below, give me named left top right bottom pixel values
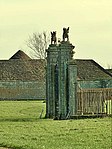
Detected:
left=51, top=31, right=57, bottom=44
left=63, top=27, right=69, bottom=42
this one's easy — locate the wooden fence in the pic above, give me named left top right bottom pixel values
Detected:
left=77, top=88, right=112, bottom=115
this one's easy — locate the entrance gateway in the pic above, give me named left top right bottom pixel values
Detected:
left=46, top=28, right=77, bottom=119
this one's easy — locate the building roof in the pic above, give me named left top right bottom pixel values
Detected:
left=0, top=50, right=111, bottom=81
left=0, top=59, right=45, bottom=81
left=9, top=50, right=31, bottom=60
left=0, top=50, right=45, bottom=81
left=106, top=69, right=112, bottom=75
left=75, top=59, right=112, bottom=80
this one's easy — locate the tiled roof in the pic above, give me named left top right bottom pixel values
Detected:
left=75, top=59, right=112, bottom=80
left=9, top=50, right=31, bottom=60
left=0, top=59, right=45, bottom=81
left=106, top=69, right=112, bottom=75
left=0, top=50, right=111, bottom=81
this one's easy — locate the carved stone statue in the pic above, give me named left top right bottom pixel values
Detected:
left=63, top=27, right=69, bottom=42
left=51, top=31, right=57, bottom=44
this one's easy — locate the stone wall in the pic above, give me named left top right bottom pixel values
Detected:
left=0, top=81, right=45, bottom=100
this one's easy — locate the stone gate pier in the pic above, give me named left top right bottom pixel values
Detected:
left=46, top=28, right=77, bottom=119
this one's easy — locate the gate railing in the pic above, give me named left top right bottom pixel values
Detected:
left=77, top=88, right=112, bottom=115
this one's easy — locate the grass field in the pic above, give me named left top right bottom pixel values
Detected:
left=0, top=101, right=111, bottom=149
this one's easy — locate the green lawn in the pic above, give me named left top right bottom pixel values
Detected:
left=0, top=101, right=111, bottom=149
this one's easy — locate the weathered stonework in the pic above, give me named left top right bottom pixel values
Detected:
left=46, top=41, right=77, bottom=119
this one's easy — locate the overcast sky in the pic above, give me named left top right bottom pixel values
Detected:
left=0, top=0, right=112, bottom=68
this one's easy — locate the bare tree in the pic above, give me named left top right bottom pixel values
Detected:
left=25, top=31, right=50, bottom=81
left=26, top=31, right=50, bottom=59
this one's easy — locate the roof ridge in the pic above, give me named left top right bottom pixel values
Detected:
left=9, top=50, right=31, bottom=60
left=91, top=60, right=112, bottom=77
